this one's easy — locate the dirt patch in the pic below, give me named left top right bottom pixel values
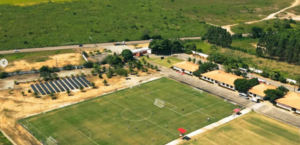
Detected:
left=0, top=69, right=160, bottom=145
left=4, top=53, right=82, bottom=72
left=127, top=43, right=149, bottom=49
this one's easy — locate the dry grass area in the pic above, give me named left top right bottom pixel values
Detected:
left=220, top=48, right=300, bottom=79
left=182, top=112, right=300, bottom=145
left=127, top=43, right=149, bottom=49
left=0, top=69, right=160, bottom=145
left=4, top=53, right=82, bottom=72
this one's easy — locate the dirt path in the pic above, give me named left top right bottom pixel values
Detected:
left=222, top=0, right=300, bottom=34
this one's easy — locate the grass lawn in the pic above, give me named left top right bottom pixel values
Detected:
left=0, top=0, right=293, bottom=50
left=19, top=78, right=238, bottom=145
left=231, top=38, right=259, bottom=54
left=0, top=131, right=12, bottom=145
left=0, top=49, right=75, bottom=63
left=145, top=56, right=184, bottom=68
left=183, top=113, right=300, bottom=145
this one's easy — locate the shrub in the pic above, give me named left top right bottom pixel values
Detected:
left=279, top=77, right=287, bottom=83
left=83, top=62, right=94, bottom=68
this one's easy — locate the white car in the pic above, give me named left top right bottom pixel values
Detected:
left=14, top=49, right=20, bottom=52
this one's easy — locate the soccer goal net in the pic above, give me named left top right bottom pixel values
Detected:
left=46, top=136, right=57, bottom=145
left=154, top=99, right=165, bottom=108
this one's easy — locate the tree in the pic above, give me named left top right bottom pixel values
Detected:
left=251, top=26, right=263, bottom=38
left=49, top=92, right=56, bottom=100
left=39, top=66, right=57, bottom=81
left=103, top=79, right=108, bottom=86
left=84, top=61, right=94, bottom=68
left=154, top=65, right=158, bottom=71
left=233, top=70, right=242, bottom=76
left=248, top=78, right=260, bottom=87
left=21, top=91, right=25, bottom=96
left=99, top=74, right=103, bottom=79
left=192, top=58, right=196, bottom=64
left=82, top=51, right=89, bottom=57
left=187, top=57, right=192, bottom=62
left=197, top=60, right=202, bottom=65
left=277, top=86, right=289, bottom=95
left=205, top=26, right=232, bottom=47
left=90, top=82, right=95, bottom=88
left=66, top=89, right=71, bottom=96
left=193, top=62, right=218, bottom=77
left=184, top=43, right=197, bottom=54
left=79, top=86, right=84, bottom=92
left=115, top=68, right=128, bottom=77
left=28, top=89, right=32, bottom=93
left=234, top=79, right=250, bottom=93
left=33, top=92, right=38, bottom=98
left=121, top=49, right=134, bottom=62
left=264, top=89, right=285, bottom=104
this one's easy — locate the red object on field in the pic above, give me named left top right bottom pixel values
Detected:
left=177, top=128, right=186, bottom=133
left=234, top=108, right=241, bottom=113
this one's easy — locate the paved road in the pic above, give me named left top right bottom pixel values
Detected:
left=0, top=37, right=201, bottom=54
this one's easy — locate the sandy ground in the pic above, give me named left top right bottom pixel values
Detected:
left=221, top=0, right=300, bottom=34
left=4, top=53, right=82, bottom=72
left=0, top=69, right=160, bottom=145
left=127, top=43, right=149, bottom=49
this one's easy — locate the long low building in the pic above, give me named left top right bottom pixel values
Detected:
left=276, top=92, right=300, bottom=114
left=201, top=70, right=243, bottom=90
left=172, top=61, right=199, bottom=75
left=248, top=83, right=277, bottom=102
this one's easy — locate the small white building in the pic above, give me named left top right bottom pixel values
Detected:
left=276, top=92, right=300, bottom=114
left=131, top=47, right=151, bottom=56
left=201, top=70, right=243, bottom=91
left=192, top=51, right=209, bottom=60
left=172, top=61, right=199, bottom=75
left=247, top=83, right=277, bottom=102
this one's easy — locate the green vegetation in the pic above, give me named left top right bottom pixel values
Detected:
left=0, top=0, right=293, bottom=50
left=257, top=29, right=300, bottom=63
left=231, top=38, right=258, bottom=54
left=205, top=26, right=232, bottom=48
left=19, top=78, right=237, bottom=145
left=264, top=86, right=289, bottom=104
left=231, top=19, right=300, bottom=34
left=184, top=113, right=300, bottom=145
left=0, top=49, right=75, bottom=62
left=145, top=56, right=183, bottom=68
left=193, top=62, right=218, bottom=77
left=0, top=0, right=75, bottom=5
left=0, top=131, right=12, bottom=145
left=234, top=78, right=260, bottom=93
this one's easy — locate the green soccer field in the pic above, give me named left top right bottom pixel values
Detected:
left=19, top=78, right=238, bottom=145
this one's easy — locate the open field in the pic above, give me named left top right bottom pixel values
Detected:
left=0, top=0, right=293, bottom=50
left=0, top=49, right=83, bottom=72
left=219, top=48, right=300, bottom=79
left=18, top=78, right=238, bottom=145
left=182, top=113, right=300, bottom=145
left=0, top=0, right=75, bottom=5
left=0, top=131, right=12, bottom=145
left=231, top=19, right=300, bottom=34
left=145, top=56, right=184, bottom=68
left=231, top=38, right=259, bottom=54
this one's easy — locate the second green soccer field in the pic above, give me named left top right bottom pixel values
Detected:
left=19, top=78, right=238, bottom=145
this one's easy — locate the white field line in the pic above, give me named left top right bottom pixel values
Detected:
left=55, top=133, right=71, bottom=145
left=63, top=120, right=99, bottom=145
left=103, top=96, right=177, bottom=136
left=26, top=120, right=48, bottom=138
left=197, top=111, right=216, bottom=119
left=166, top=108, right=252, bottom=145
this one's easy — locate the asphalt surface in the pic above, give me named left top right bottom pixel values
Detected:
left=0, top=37, right=201, bottom=54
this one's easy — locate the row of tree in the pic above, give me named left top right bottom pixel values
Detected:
left=149, top=39, right=201, bottom=55
left=257, top=29, right=300, bottom=63
left=234, top=78, right=260, bottom=93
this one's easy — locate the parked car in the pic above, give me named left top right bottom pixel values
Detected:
left=14, top=49, right=19, bottom=52
left=239, top=92, right=249, bottom=99
left=79, top=44, right=83, bottom=47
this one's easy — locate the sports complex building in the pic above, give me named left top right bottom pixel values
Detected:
left=247, top=83, right=277, bottom=102
left=201, top=70, right=242, bottom=90
left=276, top=92, right=300, bottom=114
left=172, top=61, right=199, bottom=75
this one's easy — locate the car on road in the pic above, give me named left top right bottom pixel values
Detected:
left=239, top=92, right=249, bottom=99
left=14, top=49, right=19, bottom=52
left=79, top=44, right=83, bottom=47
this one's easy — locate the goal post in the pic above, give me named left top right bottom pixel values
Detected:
left=46, top=136, right=57, bottom=145
left=154, top=99, right=165, bottom=108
